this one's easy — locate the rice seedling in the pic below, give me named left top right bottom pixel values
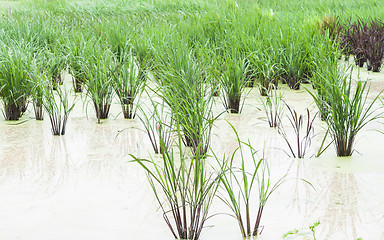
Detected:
left=308, top=65, right=382, bottom=156
left=217, top=49, right=249, bottom=113
left=153, top=43, right=216, bottom=156
left=310, top=34, right=340, bottom=121
left=278, top=103, right=317, bottom=158
left=279, top=41, right=306, bottom=90
left=28, top=57, right=46, bottom=120
left=213, top=123, right=287, bottom=238
left=0, top=45, right=31, bottom=121
left=365, top=18, right=384, bottom=72
left=318, top=14, right=342, bottom=42
left=348, top=18, right=369, bottom=67
left=42, top=82, right=76, bottom=136
left=46, top=48, right=67, bottom=89
left=137, top=98, right=174, bottom=154
left=111, top=50, right=146, bottom=119
left=130, top=129, right=220, bottom=240
left=83, top=48, right=115, bottom=124
left=260, top=88, right=284, bottom=128
left=248, top=47, right=280, bottom=96
left=66, top=33, right=90, bottom=93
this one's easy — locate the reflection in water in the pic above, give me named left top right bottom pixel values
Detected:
left=321, top=173, right=360, bottom=239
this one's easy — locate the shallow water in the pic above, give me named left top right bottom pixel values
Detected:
left=0, top=65, right=384, bottom=240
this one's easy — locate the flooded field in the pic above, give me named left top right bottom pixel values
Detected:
left=0, top=64, right=384, bottom=240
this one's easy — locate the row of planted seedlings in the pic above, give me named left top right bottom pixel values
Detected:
left=0, top=4, right=335, bottom=123
left=0, top=27, right=149, bottom=135
left=1, top=13, right=381, bottom=157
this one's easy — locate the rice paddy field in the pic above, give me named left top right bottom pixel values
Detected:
left=1, top=0, right=384, bottom=239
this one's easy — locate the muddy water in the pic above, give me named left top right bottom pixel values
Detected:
left=0, top=65, right=383, bottom=240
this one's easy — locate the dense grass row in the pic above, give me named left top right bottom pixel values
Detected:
left=0, top=0, right=383, bottom=239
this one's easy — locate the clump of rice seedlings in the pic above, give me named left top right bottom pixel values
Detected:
left=365, top=18, right=384, bottom=72
left=281, top=41, right=308, bottom=90
left=249, top=47, right=280, bottom=96
left=131, top=130, right=220, bottom=240
left=278, top=103, right=317, bottom=158
left=137, top=99, right=174, bottom=154
left=261, top=88, right=284, bottom=128
left=83, top=48, right=114, bottom=124
left=46, top=48, right=67, bottom=89
left=111, top=51, right=146, bottom=119
left=348, top=19, right=369, bottom=68
left=28, top=58, right=46, bottom=120
left=309, top=64, right=382, bottom=157
left=214, top=123, right=287, bottom=238
left=196, top=46, right=220, bottom=96
left=318, top=14, right=342, bottom=42
left=217, top=49, right=248, bottom=113
left=67, top=33, right=89, bottom=93
left=154, top=43, right=215, bottom=157
left=0, top=45, right=31, bottom=121
left=310, top=34, right=340, bottom=121
left=42, top=82, right=76, bottom=136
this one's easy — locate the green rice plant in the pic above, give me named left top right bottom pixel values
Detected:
left=261, top=88, right=284, bottom=128
left=137, top=99, right=174, bottom=154
left=46, top=48, right=67, bottom=89
left=154, top=43, right=215, bottom=157
left=310, top=35, right=340, bottom=121
left=111, top=51, right=146, bottom=119
left=196, top=46, right=221, bottom=97
left=278, top=103, right=317, bottom=158
left=83, top=49, right=114, bottom=124
left=318, top=14, right=342, bottom=42
left=0, top=45, right=31, bottom=121
left=280, top=42, right=306, bottom=90
left=213, top=123, right=287, bottom=238
left=130, top=130, right=220, bottom=240
left=249, top=47, right=280, bottom=96
left=42, top=82, right=76, bottom=136
left=308, top=65, right=382, bottom=157
left=217, top=49, right=249, bottom=113
left=28, top=57, right=46, bottom=120
left=66, top=33, right=90, bottom=93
